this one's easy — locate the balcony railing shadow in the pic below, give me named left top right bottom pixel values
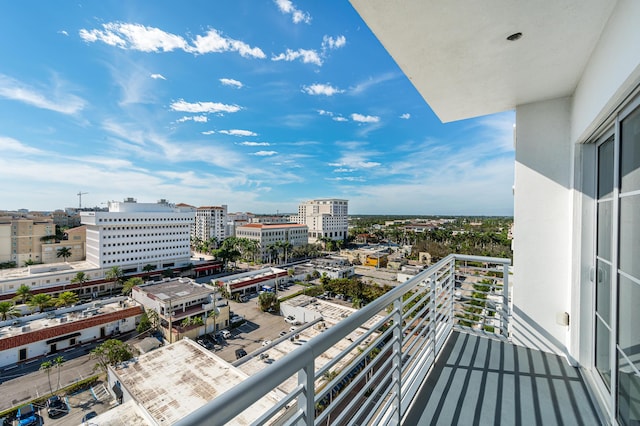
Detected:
left=403, top=330, right=602, bottom=425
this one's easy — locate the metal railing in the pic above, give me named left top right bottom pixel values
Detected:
left=175, top=254, right=511, bottom=426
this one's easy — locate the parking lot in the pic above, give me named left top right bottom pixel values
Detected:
left=206, top=284, right=307, bottom=363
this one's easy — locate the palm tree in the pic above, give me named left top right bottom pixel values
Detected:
left=40, top=360, right=54, bottom=395
left=142, top=264, right=156, bottom=273
left=281, top=241, right=293, bottom=264
left=122, top=277, right=144, bottom=296
left=105, top=266, right=124, bottom=296
left=53, top=355, right=65, bottom=391
left=28, top=294, right=53, bottom=313
left=70, top=271, right=88, bottom=298
left=267, top=244, right=279, bottom=265
left=0, top=301, right=21, bottom=321
left=14, top=284, right=31, bottom=304
left=54, top=291, right=79, bottom=308
left=56, top=246, right=72, bottom=262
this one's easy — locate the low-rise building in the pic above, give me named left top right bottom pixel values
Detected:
left=40, top=226, right=86, bottom=264
left=131, top=278, right=229, bottom=343
left=214, top=267, right=288, bottom=296
left=235, top=223, right=308, bottom=262
left=0, top=297, right=143, bottom=368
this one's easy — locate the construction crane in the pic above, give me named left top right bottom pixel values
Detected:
left=77, top=191, right=88, bottom=209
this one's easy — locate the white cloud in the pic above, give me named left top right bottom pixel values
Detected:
left=333, top=116, right=348, bottom=122
left=351, top=113, right=380, bottom=123
left=201, top=130, right=216, bottom=135
left=79, top=23, right=265, bottom=58
left=350, top=72, right=399, bottom=95
left=302, top=83, right=343, bottom=96
left=272, top=49, right=322, bottom=66
left=318, top=109, right=333, bottom=116
left=240, top=142, right=270, bottom=146
left=326, top=176, right=365, bottom=182
left=322, top=35, right=346, bottom=50
left=59, top=30, right=69, bottom=36
left=220, top=78, right=243, bottom=88
left=333, top=168, right=355, bottom=173
left=219, top=129, right=257, bottom=137
left=151, top=74, right=166, bottom=80
left=191, top=29, right=265, bottom=58
left=274, top=0, right=311, bottom=24
left=0, top=74, right=85, bottom=115
left=253, top=150, right=278, bottom=156
left=170, top=99, right=241, bottom=114
left=0, top=136, right=43, bottom=154
left=400, top=113, right=411, bottom=119
left=177, top=115, right=208, bottom=123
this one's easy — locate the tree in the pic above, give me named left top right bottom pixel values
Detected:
left=122, top=277, right=144, bottom=296
left=258, top=292, right=279, bottom=312
left=137, top=312, right=152, bottom=333
left=71, top=271, right=88, bottom=297
left=56, top=246, right=72, bottom=262
left=90, top=339, right=134, bottom=372
left=23, top=259, right=36, bottom=267
left=28, top=293, right=53, bottom=312
left=54, top=291, right=79, bottom=308
left=208, top=307, right=219, bottom=334
left=40, top=360, right=54, bottom=395
left=105, top=266, right=124, bottom=295
left=54, top=355, right=65, bottom=391
left=142, top=264, right=156, bottom=273
left=14, top=284, right=31, bottom=304
left=0, top=301, right=21, bottom=321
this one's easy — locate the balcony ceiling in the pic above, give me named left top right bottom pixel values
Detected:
left=349, top=0, right=618, bottom=122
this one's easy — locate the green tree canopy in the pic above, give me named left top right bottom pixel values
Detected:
left=258, top=292, right=279, bottom=312
left=90, top=339, right=135, bottom=372
left=122, top=277, right=144, bottom=296
left=28, top=293, right=53, bottom=312
left=14, top=284, right=32, bottom=304
left=0, top=301, right=21, bottom=321
left=56, top=246, right=72, bottom=262
left=54, top=291, right=79, bottom=308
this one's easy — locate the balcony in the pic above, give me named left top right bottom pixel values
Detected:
left=175, top=254, right=601, bottom=425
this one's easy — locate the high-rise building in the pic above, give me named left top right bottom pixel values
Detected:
left=80, top=198, right=194, bottom=272
left=193, top=205, right=228, bottom=244
left=0, top=217, right=55, bottom=265
left=292, top=199, right=348, bottom=243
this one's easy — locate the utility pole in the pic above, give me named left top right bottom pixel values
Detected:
left=77, top=191, right=88, bottom=209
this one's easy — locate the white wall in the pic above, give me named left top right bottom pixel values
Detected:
left=513, top=97, right=573, bottom=357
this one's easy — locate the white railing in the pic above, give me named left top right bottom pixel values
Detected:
left=174, top=254, right=511, bottom=426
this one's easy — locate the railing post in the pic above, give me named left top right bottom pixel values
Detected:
left=501, top=262, right=510, bottom=338
left=392, top=294, right=403, bottom=422
left=449, top=257, right=456, bottom=328
left=298, top=361, right=315, bottom=426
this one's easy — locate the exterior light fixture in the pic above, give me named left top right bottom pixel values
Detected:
left=506, top=32, right=523, bottom=41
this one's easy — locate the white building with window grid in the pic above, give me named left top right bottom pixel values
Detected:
left=81, top=198, right=194, bottom=272
left=291, top=199, right=348, bottom=244
left=193, top=205, right=227, bottom=243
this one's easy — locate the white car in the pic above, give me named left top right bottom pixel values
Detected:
left=284, top=316, right=296, bottom=324
left=262, top=340, right=272, bottom=346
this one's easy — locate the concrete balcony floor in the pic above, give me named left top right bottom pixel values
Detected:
left=404, top=331, right=602, bottom=426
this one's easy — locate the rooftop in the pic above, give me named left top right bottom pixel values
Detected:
left=0, top=260, right=98, bottom=281
left=109, top=338, right=286, bottom=425
left=136, top=278, right=213, bottom=302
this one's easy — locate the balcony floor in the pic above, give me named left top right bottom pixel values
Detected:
left=404, top=331, right=602, bottom=426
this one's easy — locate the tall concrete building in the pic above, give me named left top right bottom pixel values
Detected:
left=80, top=198, right=195, bottom=272
left=193, top=205, right=227, bottom=244
left=0, top=217, right=55, bottom=265
left=292, top=199, right=348, bottom=243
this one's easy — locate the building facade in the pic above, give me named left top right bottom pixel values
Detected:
left=40, top=226, right=86, bottom=264
left=235, top=223, right=308, bottom=262
left=0, top=217, right=55, bottom=265
left=80, top=198, right=195, bottom=273
left=292, top=199, right=348, bottom=243
left=131, top=278, right=229, bottom=343
left=193, top=205, right=227, bottom=244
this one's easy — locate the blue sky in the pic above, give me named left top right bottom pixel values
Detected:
left=0, top=0, right=515, bottom=215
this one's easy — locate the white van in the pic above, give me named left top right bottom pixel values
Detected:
left=221, top=330, right=232, bottom=339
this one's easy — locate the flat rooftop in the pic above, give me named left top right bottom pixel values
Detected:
left=0, top=298, right=140, bottom=341
left=0, top=260, right=98, bottom=281
left=110, top=338, right=286, bottom=425
left=137, top=278, right=213, bottom=301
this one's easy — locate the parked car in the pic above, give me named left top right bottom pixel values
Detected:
left=262, top=340, right=272, bottom=346
left=81, top=411, right=98, bottom=423
left=235, top=348, right=247, bottom=359
left=221, top=330, right=232, bottom=339
left=16, top=404, right=38, bottom=426
left=284, top=315, right=296, bottom=324
left=46, top=395, right=68, bottom=418
left=230, top=315, right=245, bottom=325
left=279, top=331, right=287, bottom=337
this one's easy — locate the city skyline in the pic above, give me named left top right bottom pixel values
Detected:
left=0, top=1, right=515, bottom=215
